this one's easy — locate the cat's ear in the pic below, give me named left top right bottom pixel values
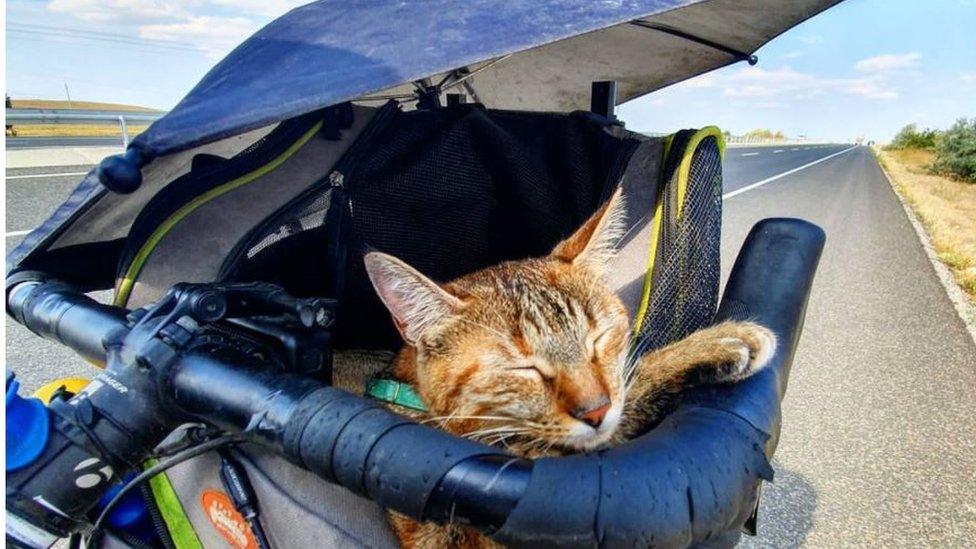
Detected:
left=551, top=186, right=626, bottom=272
left=364, top=252, right=464, bottom=345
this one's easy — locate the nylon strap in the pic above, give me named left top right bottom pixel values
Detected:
left=364, top=377, right=428, bottom=411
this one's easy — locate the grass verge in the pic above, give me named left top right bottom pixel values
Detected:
left=876, top=148, right=976, bottom=302
left=8, top=124, right=150, bottom=138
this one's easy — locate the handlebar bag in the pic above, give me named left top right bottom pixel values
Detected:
left=100, top=104, right=724, bottom=547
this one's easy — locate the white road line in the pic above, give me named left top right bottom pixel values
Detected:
left=791, top=148, right=800, bottom=151
left=6, top=171, right=88, bottom=180
left=723, top=145, right=858, bottom=200
left=741, top=152, right=760, bottom=157
left=773, top=149, right=784, bottom=153
left=5, top=230, right=31, bottom=238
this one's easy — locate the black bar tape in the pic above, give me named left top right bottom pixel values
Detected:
left=332, top=407, right=414, bottom=496
left=293, top=391, right=384, bottom=481
left=363, top=423, right=510, bottom=519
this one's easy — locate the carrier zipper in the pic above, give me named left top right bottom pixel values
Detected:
left=115, top=111, right=324, bottom=284
left=140, top=482, right=177, bottom=549
left=217, top=100, right=399, bottom=281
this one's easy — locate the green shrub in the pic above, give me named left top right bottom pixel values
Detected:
left=887, top=123, right=940, bottom=150
left=745, top=128, right=785, bottom=140
left=933, top=118, right=976, bottom=183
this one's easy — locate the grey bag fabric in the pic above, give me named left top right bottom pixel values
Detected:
left=164, top=444, right=398, bottom=548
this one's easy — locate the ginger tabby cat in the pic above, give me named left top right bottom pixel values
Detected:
left=345, top=188, right=775, bottom=548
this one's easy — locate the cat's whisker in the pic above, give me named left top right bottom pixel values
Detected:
left=421, top=414, right=511, bottom=425
left=614, top=215, right=649, bottom=248
left=462, top=425, right=532, bottom=441
left=485, top=432, right=521, bottom=447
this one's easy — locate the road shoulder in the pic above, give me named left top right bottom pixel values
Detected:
left=873, top=148, right=976, bottom=346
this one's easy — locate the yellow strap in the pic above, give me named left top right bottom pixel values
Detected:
left=114, top=121, right=324, bottom=310
left=33, top=378, right=90, bottom=403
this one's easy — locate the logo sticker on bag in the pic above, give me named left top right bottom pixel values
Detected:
left=201, top=489, right=258, bottom=549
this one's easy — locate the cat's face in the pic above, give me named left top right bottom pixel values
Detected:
left=366, top=189, right=629, bottom=452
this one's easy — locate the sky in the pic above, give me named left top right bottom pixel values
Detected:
left=4, top=0, right=975, bottom=142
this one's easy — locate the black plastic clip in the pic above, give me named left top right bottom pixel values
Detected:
left=96, top=145, right=153, bottom=194
left=590, top=81, right=618, bottom=121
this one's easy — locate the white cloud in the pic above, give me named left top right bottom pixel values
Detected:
left=722, top=67, right=814, bottom=99
left=46, top=0, right=301, bottom=22
left=674, top=73, right=716, bottom=89
left=797, top=33, right=822, bottom=45
left=43, top=0, right=295, bottom=59
left=960, top=72, right=976, bottom=83
left=47, top=0, right=191, bottom=24
left=854, top=53, right=921, bottom=73
left=208, top=0, right=306, bottom=18
left=140, top=16, right=258, bottom=58
left=783, top=50, right=804, bottom=59
left=720, top=66, right=898, bottom=101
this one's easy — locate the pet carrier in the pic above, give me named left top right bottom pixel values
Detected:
left=6, top=1, right=836, bottom=547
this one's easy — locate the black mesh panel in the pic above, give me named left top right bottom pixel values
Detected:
left=634, top=136, right=722, bottom=353
left=227, top=105, right=641, bottom=350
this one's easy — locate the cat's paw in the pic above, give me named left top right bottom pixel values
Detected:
left=703, top=322, right=776, bottom=382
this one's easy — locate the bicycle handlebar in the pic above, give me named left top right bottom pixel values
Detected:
left=6, top=218, right=825, bottom=548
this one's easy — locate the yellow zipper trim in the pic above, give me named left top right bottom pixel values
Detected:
left=146, top=462, right=204, bottom=549
left=114, top=122, right=323, bottom=309
left=675, top=126, right=725, bottom=210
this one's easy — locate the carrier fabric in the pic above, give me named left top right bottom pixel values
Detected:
left=143, top=120, right=726, bottom=549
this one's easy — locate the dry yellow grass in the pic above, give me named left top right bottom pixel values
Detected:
left=9, top=99, right=158, bottom=112
left=6, top=99, right=157, bottom=137
left=878, top=148, right=976, bottom=301
left=10, top=124, right=150, bottom=138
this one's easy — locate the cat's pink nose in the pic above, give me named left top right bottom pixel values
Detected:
left=574, top=398, right=611, bottom=428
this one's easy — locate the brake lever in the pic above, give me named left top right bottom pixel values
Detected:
left=160, top=282, right=335, bottom=328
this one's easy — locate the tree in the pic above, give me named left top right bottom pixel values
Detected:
left=888, top=123, right=939, bottom=150
left=933, top=118, right=976, bottom=183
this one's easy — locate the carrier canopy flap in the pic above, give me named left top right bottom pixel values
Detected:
left=131, top=0, right=842, bottom=156
left=6, top=105, right=375, bottom=294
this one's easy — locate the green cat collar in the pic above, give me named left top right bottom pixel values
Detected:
left=365, top=377, right=428, bottom=411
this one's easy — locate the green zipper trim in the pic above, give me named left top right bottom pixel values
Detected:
left=145, top=461, right=203, bottom=549
left=365, top=377, right=428, bottom=411
left=114, top=121, right=324, bottom=307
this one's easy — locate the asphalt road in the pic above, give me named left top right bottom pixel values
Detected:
left=5, top=145, right=976, bottom=546
left=6, top=136, right=125, bottom=149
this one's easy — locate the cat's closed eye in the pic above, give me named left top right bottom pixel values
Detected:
left=508, top=361, right=554, bottom=381
left=587, top=328, right=613, bottom=360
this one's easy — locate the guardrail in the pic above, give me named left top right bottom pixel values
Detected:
left=725, top=136, right=830, bottom=146
left=5, top=108, right=165, bottom=147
